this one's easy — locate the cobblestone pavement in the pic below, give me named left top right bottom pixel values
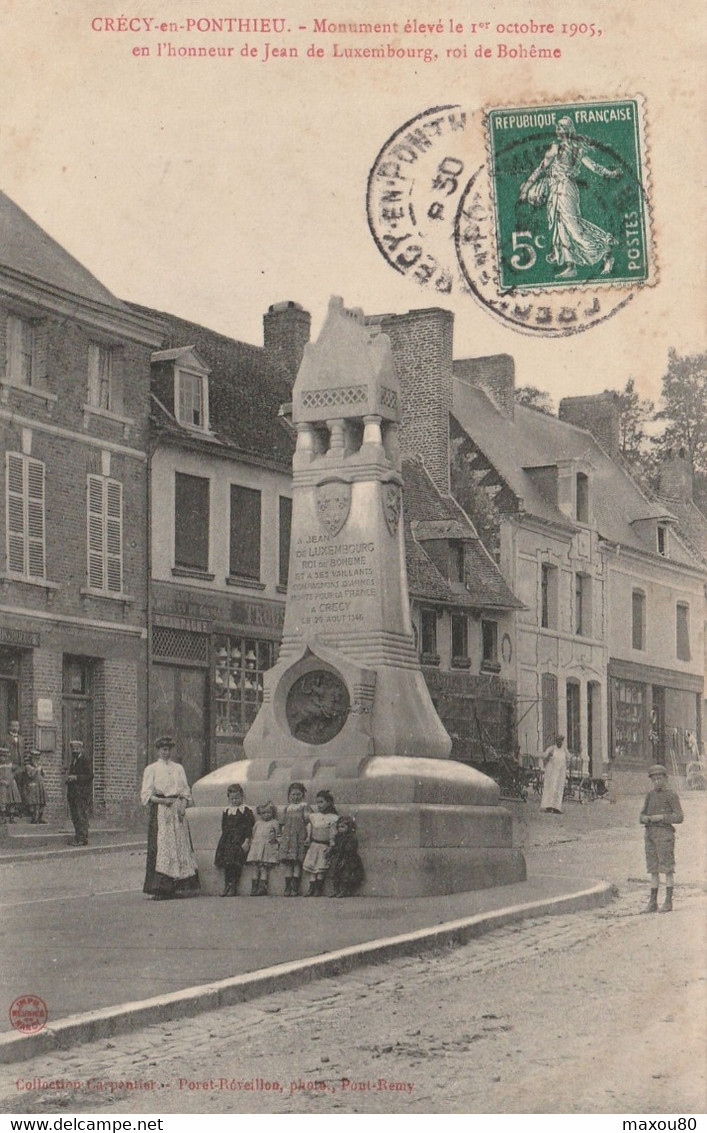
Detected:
left=2, top=881, right=705, bottom=1115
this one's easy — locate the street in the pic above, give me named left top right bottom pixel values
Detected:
left=1, top=793, right=705, bottom=1114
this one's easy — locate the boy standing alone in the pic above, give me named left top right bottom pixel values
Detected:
left=639, top=763, right=684, bottom=913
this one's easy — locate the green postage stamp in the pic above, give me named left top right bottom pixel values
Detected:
left=486, top=99, right=653, bottom=291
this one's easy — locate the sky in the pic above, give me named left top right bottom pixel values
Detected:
left=1, top=0, right=704, bottom=409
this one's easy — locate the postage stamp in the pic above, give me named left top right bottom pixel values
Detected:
left=485, top=99, right=654, bottom=291
left=9, top=994, right=48, bottom=1034
left=367, top=98, right=655, bottom=337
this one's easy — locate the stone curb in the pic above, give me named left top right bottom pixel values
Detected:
left=0, top=878, right=613, bottom=1064
left=0, top=841, right=146, bottom=865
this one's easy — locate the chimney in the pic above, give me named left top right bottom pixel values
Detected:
left=368, top=307, right=454, bottom=494
left=454, top=354, right=516, bottom=420
left=263, top=300, right=311, bottom=384
left=659, top=447, right=693, bottom=502
left=559, top=392, right=620, bottom=458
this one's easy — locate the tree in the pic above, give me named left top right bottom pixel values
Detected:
left=653, top=349, right=707, bottom=474
left=614, top=378, right=654, bottom=463
left=515, top=386, right=555, bottom=415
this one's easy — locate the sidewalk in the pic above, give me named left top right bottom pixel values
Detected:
left=2, top=791, right=704, bottom=1065
left=0, top=816, right=145, bottom=862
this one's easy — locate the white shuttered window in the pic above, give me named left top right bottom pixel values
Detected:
left=87, top=475, right=123, bottom=593
left=6, top=453, right=46, bottom=578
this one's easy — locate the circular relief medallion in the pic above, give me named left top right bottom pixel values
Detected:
left=286, top=670, right=350, bottom=745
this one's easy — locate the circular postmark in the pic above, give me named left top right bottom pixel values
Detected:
left=9, top=995, right=48, bottom=1034
left=367, top=99, right=655, bottom=337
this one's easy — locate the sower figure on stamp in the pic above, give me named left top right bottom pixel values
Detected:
left=640, top=763, right=684, bottom=913
left=519, top=117, right=621, bottom=279
left=66, top=739, right=93, bottom=845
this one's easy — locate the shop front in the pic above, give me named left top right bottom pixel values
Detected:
left=609, top=659, right=702, bottom=773
left=150, top=583, right=285, bottom=781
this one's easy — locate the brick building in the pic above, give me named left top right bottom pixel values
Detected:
left=0, top=192, right=162, bottom=810
left=377, top=303, right=704, bottom=779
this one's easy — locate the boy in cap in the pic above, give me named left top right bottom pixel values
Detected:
left=639, top=763, right=684, bottom=913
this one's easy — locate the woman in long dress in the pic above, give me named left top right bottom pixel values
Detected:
left=141, top=734, right=199, bottom=900
left=541, top=734, right=570, bottom=814
left=519, top=117, right=621, bottom=279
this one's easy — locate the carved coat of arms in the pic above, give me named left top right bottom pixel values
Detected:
left=382, top=482, right=402, bottom=535
left=316, top=479, right=350, bottom=537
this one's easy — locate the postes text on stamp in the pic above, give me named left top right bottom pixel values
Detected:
left=486, top=99, right=652, bottom=291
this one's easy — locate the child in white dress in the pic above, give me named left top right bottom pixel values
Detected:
left=303, top=789, right=338, bottom=896
left=247, top=801, right=280, bottom=896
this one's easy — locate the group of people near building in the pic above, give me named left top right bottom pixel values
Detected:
left=0, top=721, right=47, bottom=826
left=0, top=723, right=93, bottom=845
left=139, top=734, right=364, bottom=901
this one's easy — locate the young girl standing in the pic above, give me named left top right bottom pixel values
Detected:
left=25, top=750, right=47, bottom=824
left=247, top=801, right=280, bottom=896
left=303, top=789, right=339, bottom=896
left=278, top=782, right=310, bottom=896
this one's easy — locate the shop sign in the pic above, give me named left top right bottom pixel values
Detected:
left=0, top=627, right=40, bottom=648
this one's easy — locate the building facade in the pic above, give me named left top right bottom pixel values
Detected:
left=0, top=193, right=162, bottom=810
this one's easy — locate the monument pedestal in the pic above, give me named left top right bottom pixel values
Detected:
left=189, top=298, right=526, bottom=896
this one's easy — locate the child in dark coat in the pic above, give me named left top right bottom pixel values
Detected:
left=214, top=784, right=255, bottom=896
left=327, top=814, right=364, bottom=897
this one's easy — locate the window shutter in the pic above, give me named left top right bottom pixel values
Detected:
left=33, top=321, right=48, bottom=384
left=26, top=459, right=45, bottom=577
left=88, top=343, right=100, bottom=407
left=6, top=316, right=23, bottom=382
left=87, top=475, right=105, bottom=588
left=105, top=479, right=123, bottom=592
left=6, top=453, right=26, bottom=572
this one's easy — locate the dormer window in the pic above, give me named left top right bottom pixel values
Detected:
left=450, top=540, right=465, bottom=583
left=176, top=369, right=207, bottom=429
left=151, top=346, right=211, bottom=434
left=657, top=524, right=667, bottom=557
left=576, top=472, right=589, bottom=524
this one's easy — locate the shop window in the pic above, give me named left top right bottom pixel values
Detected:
left=566, top=680, right=581, bottom=754
left=278, top=496, right=292, bottom=588
left=676, top=603, right=690, bottom=661
left=174, top=472, right=210, bottom=572
left=541, top=563, right=557, bottom=629
left=451, top=614, right=469, bottom=667
left=214, top=636, right=275, bottom=737
left=632, top=590, right=646, bottom=650
left=87, top=475, right=123, bottom=593
left=176, top=369, right=208, bottom=430
left=575, top=573, right=591, bottom=636
left=5, top=452, right=45, bottom=579
left=229, top=485, right=261, bottom=581
left=420, top=609, right=439, bottom=664
left=481, top=620, right=499, bottom=671
left=576, top=472, right=589, bottom=523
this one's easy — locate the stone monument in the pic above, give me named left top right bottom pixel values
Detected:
left=189, top=298, right=526, bottom=896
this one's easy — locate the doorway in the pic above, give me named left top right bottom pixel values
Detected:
left=151, top=665, right=209, bottom=788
